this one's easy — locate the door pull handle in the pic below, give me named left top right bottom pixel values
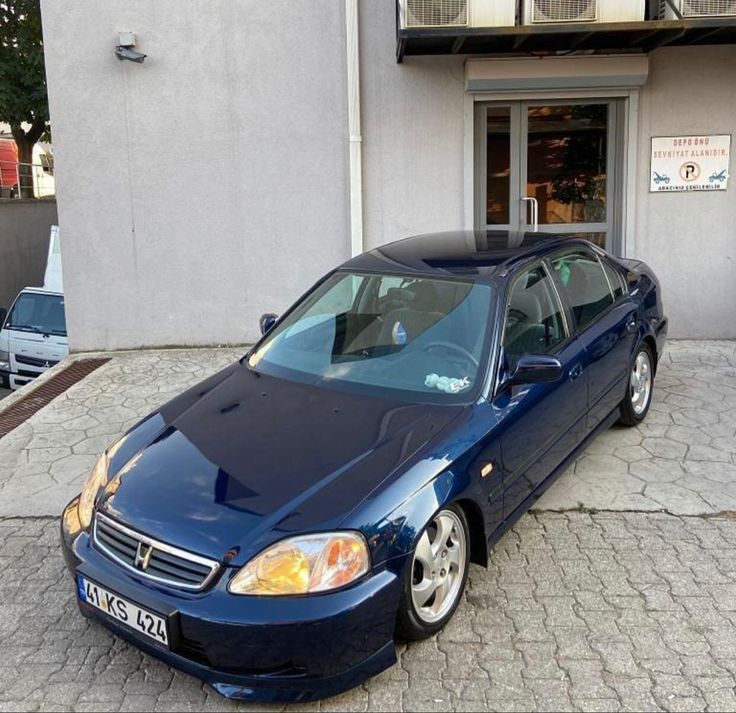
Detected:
left=569, top=364, right=583, bottom=381
left=521, top=196, right=539, bottom=232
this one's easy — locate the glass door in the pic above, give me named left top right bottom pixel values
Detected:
left=475, top=99, right=622, bottom=251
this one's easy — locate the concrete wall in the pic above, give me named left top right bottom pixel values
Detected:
left=41, top=0, right=351, bottom=350
left=636, top=46, right=736, bottom=339
left=41, top=0, right=735, bottom=347
left=360, top=2, right=466, bottom=250
left=0, top=200, right=58, bottom=309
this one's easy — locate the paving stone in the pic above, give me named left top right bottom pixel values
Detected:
left=0, top=510, right=732, bottom=709
left=0, top=343, right=735, bottom=709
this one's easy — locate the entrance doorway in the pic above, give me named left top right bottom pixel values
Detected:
left=474, top=100, right=625, bottom=252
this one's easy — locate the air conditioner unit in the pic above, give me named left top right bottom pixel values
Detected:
left=660, top=0, right=736, bottom=19
left=522, top=0, right=645, bottom=24
left=399, top=0, right=516, bottom=29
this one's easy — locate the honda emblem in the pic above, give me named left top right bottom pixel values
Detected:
left=134, top=542, right=153, bottom=570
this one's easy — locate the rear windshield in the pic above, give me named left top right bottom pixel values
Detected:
left=247, top=271, right=495, bottom=404
left=5, top=292, right=67, bottom=337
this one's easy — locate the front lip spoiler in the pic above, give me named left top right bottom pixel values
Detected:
left=81, top=607, right=396, bottom=703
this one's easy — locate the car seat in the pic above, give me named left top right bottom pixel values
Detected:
left=504, top=292, right=547, bottom=367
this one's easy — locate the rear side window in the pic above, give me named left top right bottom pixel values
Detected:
left=503, top=264, right=567, bottom=371
left=551, top=250, right=613, bottom=329
left=601, top=259, right=626, bottom=300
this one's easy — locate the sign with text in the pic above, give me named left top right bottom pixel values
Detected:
left=650, top=135, right=730, bottom=192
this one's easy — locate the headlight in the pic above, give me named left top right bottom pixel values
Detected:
left=228, top=532, right=371, bottom=596
left=78, top=452, right=109, bottom=530
left=0, top=350, right=9, bottom=370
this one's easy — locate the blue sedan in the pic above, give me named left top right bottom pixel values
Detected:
left=61, top=231, right=667, bottom=702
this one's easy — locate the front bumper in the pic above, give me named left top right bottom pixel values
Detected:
left=61, top=498, right=404, bottom=703
left=0, top=368, right=37, bottom=391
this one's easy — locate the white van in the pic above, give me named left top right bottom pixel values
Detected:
left=0, top=288, right=68, bottom=390
left=0, top=226, right=68, bottom=391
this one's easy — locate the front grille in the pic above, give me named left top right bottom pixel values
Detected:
left=16, top=369, right=39, bottom=378
left=16, top=354, right=59, bottom=368
left=93, top=512, right=220, bottom=591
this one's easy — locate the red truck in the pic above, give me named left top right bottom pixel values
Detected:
left=0, top=137, right=19, bottom=196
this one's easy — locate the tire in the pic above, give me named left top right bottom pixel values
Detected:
left=396, top=504, right=470, bottom=641
left=619, top=343, right=655, bottom=427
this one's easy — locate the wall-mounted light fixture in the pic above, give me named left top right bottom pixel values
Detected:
left=115, top=32, right=146, bottom=64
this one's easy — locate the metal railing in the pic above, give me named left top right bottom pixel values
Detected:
left=0, top=160, right=56, bottom=199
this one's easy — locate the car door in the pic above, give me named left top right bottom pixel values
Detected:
left=549, top=249, right=638, bottom=432
left=489, top=261, right=588, bottom=520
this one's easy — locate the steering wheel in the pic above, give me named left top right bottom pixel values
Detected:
left=423, top=341, right=479, bottom=370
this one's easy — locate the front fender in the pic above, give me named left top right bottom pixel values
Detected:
left=345, top=405, right=499, bottom=569
left=372, top=467, right=465, bottom=566
left=352, top=460, right=489, bottom=568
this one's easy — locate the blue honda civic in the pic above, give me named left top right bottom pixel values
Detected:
left=61, top=231, right=667, bottom=702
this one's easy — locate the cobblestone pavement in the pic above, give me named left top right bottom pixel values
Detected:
left=0, top=340, right=735, bottom=711
left=1, top=512, right=736, bottom=712
left=539, top=340, right=736, bottom=514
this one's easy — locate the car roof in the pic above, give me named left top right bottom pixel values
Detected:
left=341, top=230, right=600, bottom=282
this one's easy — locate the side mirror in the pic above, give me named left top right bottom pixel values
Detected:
left=259, top=313, right=278, bottom=336
left=511, top=354, right=563, bottom=386
left=0, top=308, right=6, bottom=328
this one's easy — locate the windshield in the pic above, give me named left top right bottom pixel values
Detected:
left=247, top=271, right=494, bottom=403
left=5, top=292, right=67, bottom=337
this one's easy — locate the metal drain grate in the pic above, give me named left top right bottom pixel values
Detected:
left=0, top=358, right=110, bottom=439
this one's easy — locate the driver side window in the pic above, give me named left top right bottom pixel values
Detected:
left=503, top=264, right=567, bottom=371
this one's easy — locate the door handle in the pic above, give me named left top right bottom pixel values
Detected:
left=569, top=363, right=583, bottom=381
left=521, top=196, right=538, bottom=232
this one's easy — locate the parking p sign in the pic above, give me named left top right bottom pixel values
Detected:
left=650, top=135, right=730, bottom=192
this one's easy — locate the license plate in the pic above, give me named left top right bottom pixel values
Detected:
left=77, top=576, right=169, bottom=647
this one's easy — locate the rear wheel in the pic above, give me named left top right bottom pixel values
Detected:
left=396, top=504, right=470, bottom=641
left=619, top=343, right=654, bottom=426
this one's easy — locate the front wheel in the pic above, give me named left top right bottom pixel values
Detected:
left=619, top=343, right=654, bottom=426
left=396, top=504, right=470, bottom=641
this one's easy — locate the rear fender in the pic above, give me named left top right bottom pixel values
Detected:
left=620, top=258, right=667, bottom=363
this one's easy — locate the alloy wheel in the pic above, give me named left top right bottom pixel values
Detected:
left=410, top=509, right=467, bottom=624
left=630, top=350, right=652, bottom=416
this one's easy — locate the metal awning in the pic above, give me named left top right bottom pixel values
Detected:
left=397, top=17, right=736, bottom=62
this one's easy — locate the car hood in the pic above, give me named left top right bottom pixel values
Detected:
left=99, top=363, right=464, bottom=566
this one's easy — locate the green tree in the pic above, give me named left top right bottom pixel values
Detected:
left=0, top=0, right=49, bottom=197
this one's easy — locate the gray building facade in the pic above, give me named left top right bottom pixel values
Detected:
left=40, top=1, right=736, bottom=350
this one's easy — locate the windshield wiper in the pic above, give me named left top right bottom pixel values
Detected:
left=5, top=324, right=45, bottom=334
